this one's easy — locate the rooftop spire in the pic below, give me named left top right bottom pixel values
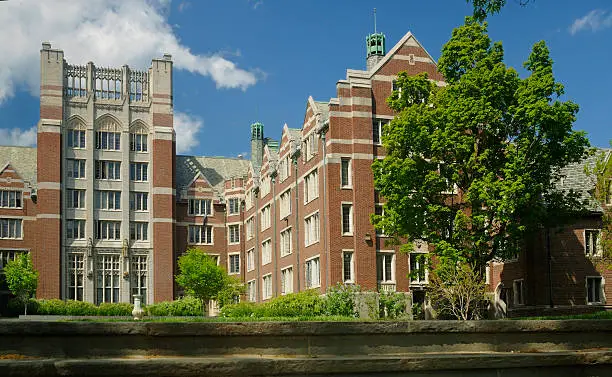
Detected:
left=366, top=8, right=386, bottom=71
left=374, top=8, right=377, bottom=34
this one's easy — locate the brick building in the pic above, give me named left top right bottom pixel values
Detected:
left=0, top=30, right=609, bottom=315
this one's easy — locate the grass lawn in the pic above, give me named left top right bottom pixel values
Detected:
left=514, top=311, right=612, bottom=320
left=68, top=315, right=380, bottom=322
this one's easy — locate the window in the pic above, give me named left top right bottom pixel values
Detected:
left=377, top=253, right=394, bottom=283
left=261, top=239, right=272, bottom=265
left=280, top=228, right=292, bottom=257
left=188, top=225, right=213, bottom=244
left=374, top=204, right=385, bottom=236
left=341, top=158, right=352, bottom=187
left=342, top=204, right=353, bottom=235
left=247, top=280, right=257, bottom=302
left=261, top=205, right=271, bottom=230
left=66, top=219, right=86, bottom=240
left=513, top=279, right=525, bottom=306
left=343, top=251, right=354, bottom=283
left=262, top=274, right=272, bottom=300
left=303, top=133, right=317, bottom=162
left=260, top=176, right=270, bottom=197
left=130, top=222, right=148, bottom=241
left=0, top=250, right=20, bottom=270
left=281, top=267, right=293, bottom=295
left=95, top=221, right=121, bottom=240
left=373, top=119, right=389, bottom=145
left=67, top=129, right=86, bottom=148
left=0, top=219, right=22, bottom=239
left=304, top=212, right=320, bottom=246
left=95, top=160, right=121, bottom=180
left=606, top=180, right=612, bottom=205
left=229, top=254, right=240, bottom=274
left=246, top=248, right=255, bottom=272
left=245, top=189, right=254, bottom=210
left=0, top=191, right=22, bottom=208
left=392, top=80, right=402, bottom=98
left=587, top=277, right=603, bottom=304
left=130, top=192, right=148, bottom=211
left=304, top=169, right=319, bottom=203
left=227, top=197, right=240, bottom=215
left=67, top=159, right=86, bottom=179
left=130, top=133, right=148, bottom=152
left=130, top=162, right=148, bottom=181
left=585, top=230, right=602, bottom=257
left=95, top=190, right=121, bottom=210
left=95, top=254, right=120, bottom=304
left=410, top=253, right=427, bottom=284
left=131, top=255, right=147, bottom=305
left=66, top=189, right=86, bottom=209
left=228, top=224, right=240, bottom=244
left=279, top=156, right=290, bottom=182
left=279, top=189, right=291, bottom=219
left=246, top=217, right=255, bottom=240
left=188, top=199, right=212, bottom=216
left=95, top=131, right=121, bottom=150
left=67, top=254, right=84, bottom=301
left=305, top=257, right=320, bottom=288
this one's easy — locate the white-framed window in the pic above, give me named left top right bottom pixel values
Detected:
left=341, top=203, right=353, bottom=235
left=66, top=189, right=86, bottom=209
left=130, top=133, right=148, bottom=152
left=0, top=219, right=22, bottom=239
left=245, top=189, right=254, bottom=210
left=247, top=280, right=257, bottom=302
left=0, top=250, right=21, bottom=270
left=304, top=169, right=319, bottom=203
left=261, top=205, right=271, bottom=230
left=261, top=239, right=272, bottom=265
left=262, top=274, right=273, bottom=300
left=0, top=191, right=22, bottom=208
left=95, top=254, right=120, bottom=304
left=67, top=253, right=84, bottom=301
left=281, top=266, right=293, bottom=295
left=246, top=216, right=255, bottom=240
left=67, top=159, right=86, bottom=179
left=409, top=253, right=428, bottom=284
left=279, top=156, right=290, bottom=182
left=260, top=176, right=270, bottom=197
left=373, top=119, right=389, bottom=145
left=585, top=230, right=602, bottom=257
left=188, top=198, right=212, bottom=216
left=95, top=220, right=121, bottom=240
left=208, top=254, right=220, bottom=266
left=67, top=129, right=86, bottom=149
left=513, top=279, right=525, bottom=306
left=228, top=224, right=240, bottom=244
left=304, top=212, right=320, bottom=246
left=305, top=256, right=321, bottom=288
left=341, top=158, right=352, bottom=188
left=228, top=254, right=240, bottom=275
left=228, top=197, right=240, bottom=215
left=342, top=251, right=354, bottom=283
left=279, top=189, right=291, bottom=219
left=130, top=222, right=148, bottom=241
left=246, top=248, right=255, bottom=272
left=131, top=255, right=148, bottom=305
left=95, top=190, right=121, bottom=210
left=374, top=204, right=385, bottom=236
left=130, top=192, right=148, bottom=212
left=188, top=225, right=213, bottom=244
left=377, top=252, right=395, bottom=283
left=95, top=131, right=121, bottom=150
left=586, top=276, right=604, bottom=304
left=130, top=162, right=148, bottom=182
left=95, top=160, right=121, bottom=180
left=303, top=132, right=317, bottom=162
left=392, top=80, right=402, bottom=98
left=66, top=219, right=86, bottom=240
left=280, top=227, right=292, bottom=257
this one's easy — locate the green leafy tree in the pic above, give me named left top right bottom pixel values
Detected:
left=585, top=143, right=612, bottom=260
left=4, top=253, right=38, bottom=315
left=468, top=0, right=531, bottom=22
left=428, top=263, right=487, bottom=320
left=175, top=248, right=233, bottom=315
left=372, top=18, right=590, bottom=277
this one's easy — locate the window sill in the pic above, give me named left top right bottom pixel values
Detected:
left=228, top=272, right=240, bottom=276
left=280, top=252, right=292, bottom=258
left=228, top=242, right=240, bottom=246
left=304, top=240, right=320, bottom=248
left=262, top=261, right=271, bottom=266
left=189, top=243, right=213, bottom=246
left=342, top=233, right=354, bottom=237
left=340, top=186, right=353, bottom=190
left=304, top=197, right=319, bottom=205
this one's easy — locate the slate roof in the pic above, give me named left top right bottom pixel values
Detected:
left=0, top=146, right=37, bottom=187
left=176, top=155, right=250, bottom=194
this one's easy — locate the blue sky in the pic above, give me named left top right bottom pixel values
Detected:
left=0, top=0, right=610, bottom=157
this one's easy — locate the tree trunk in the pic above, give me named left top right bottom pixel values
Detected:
left=202, top=299, right=207, bottom=317
left=23, top=299, right=27, bottom=316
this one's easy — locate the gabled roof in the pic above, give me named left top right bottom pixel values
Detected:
left=176, top=155, right=249, bottom=195
left=0, top=146, right=37, bottom=187
left=369, top=31, right=438, bottom=76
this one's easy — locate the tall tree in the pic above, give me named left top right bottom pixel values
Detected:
left=468, top=0, right=531, bottom=22
left=372, top=18, right=590, bottom=275
left=4, top=253, right=38, bottom=315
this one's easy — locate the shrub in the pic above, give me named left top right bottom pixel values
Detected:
left=37, top=299, right=68, bottom=315
left=146, top=296, right=203, bottom=316
left=97, top=302, right=133, bottom=316
left=323, top=283, right=360, bottom=317
left=7, top=298, right=38, bottom=317
left=266, top=290, right=325, bottom=317
left=379, top=291, right=409, bottom=319
left=65, top=300, right=98, bottom=316
left=219, top=302, right=264, bottom=318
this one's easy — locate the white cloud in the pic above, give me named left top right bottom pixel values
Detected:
left=248, top=0, right=263, bottom=10
left=174, top=112, right=203, bottom=154
left=569, top=9, right=612, bottom=35
left=0, top=127, right=37, bottom=147
left=0, top=0, right=259, bottom=103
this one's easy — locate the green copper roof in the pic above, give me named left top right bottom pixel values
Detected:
left=366, top=32, right=386, bottom=57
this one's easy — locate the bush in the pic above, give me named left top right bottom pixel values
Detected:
left=7, top=298, right=38, bottom=317
left=221, top=290, right=326, bottom=318
left=146, top=296, right=203, bottom=316
left=97, top=302, right=133, bottom=316
left=65, top=300, right=98, bottom=316
left=37, top=299, right=68, bottom=315
left=379, top=291, right=409, bottom=319
left=324, top=284, right=360, bottom=317
left=219, top=302, right=265, bottom=318
left=6, top=299, right=132, bottom=316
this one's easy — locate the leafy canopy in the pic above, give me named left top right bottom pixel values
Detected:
left=372, top=18, right=590, bottom=273
left=4, top=253, right=38, bottom=315
left=468, top=0, right=531, bottom=22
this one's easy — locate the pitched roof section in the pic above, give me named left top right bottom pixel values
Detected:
left=176, top=155, right=249, bottom=195
left=0, top=146, right=37, bottom=187
left=369, top=31, right=438, bottom=77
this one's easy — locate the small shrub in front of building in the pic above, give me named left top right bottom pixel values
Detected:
left=97, top=302, right=133, bottom=316
left=6, top=298, right=132, bottom=316
left=379, top=291, right=410, bottom=319
left=145, top=296, right=203, bottom=316
left=323, top=283, right=360, bottom=318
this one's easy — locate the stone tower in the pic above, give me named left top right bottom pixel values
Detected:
left=250, top=122, right=264, bottom=167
